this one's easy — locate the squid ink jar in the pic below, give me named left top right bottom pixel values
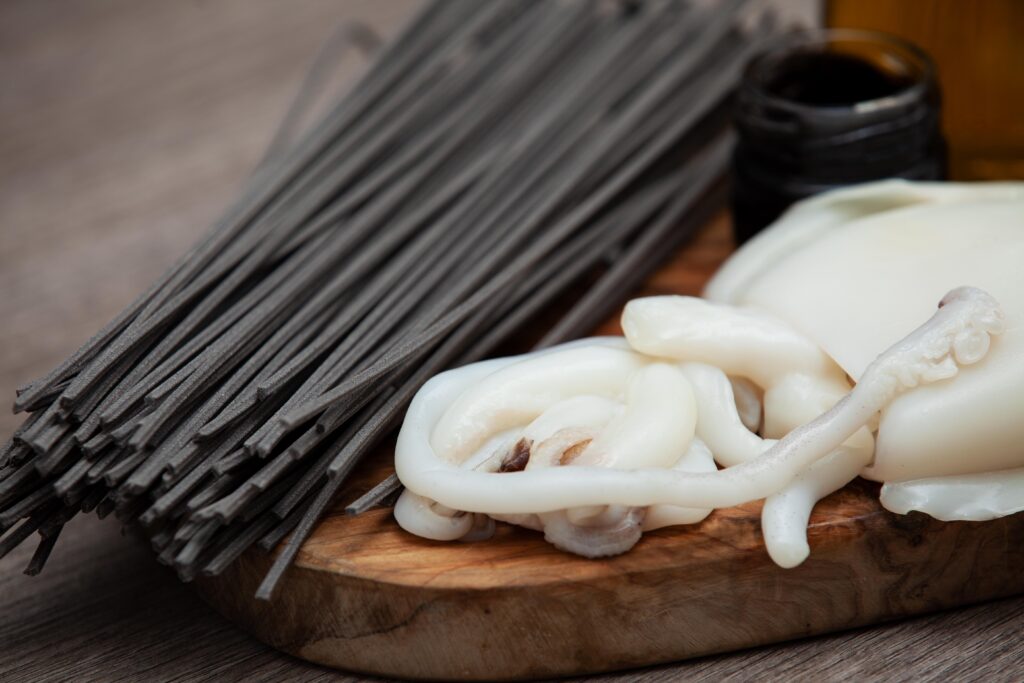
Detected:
left=731, top=29, right=946, bottom=243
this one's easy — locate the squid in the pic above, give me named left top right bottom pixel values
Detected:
left=393, top=180, right=1024, bottom=567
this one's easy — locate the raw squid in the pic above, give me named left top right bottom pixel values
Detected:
left=393, top=180, right=1024, bottom=567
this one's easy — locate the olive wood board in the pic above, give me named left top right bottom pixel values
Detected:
left=196, top=215, right=1024, bottom=681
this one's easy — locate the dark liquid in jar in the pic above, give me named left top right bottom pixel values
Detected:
left=731, top=35, right=946, bottom=244
left=765, top=52, right=914, bottom=106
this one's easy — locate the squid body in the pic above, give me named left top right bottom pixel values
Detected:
left=393, top=180, right=1024, bottom=567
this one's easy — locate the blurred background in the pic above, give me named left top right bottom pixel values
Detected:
left=830, top=0, right=1024, bottom=180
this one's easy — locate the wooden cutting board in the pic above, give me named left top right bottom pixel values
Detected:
left=196, top=215, right=1024, bottom=681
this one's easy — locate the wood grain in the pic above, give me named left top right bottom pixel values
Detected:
left=198, top=218, right=1024, bottom=680
left=205, top=483, right=1024, bottom=680
left=1, top=2, right=1023, bottom=682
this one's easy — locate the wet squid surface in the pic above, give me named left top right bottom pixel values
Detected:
left=393, top=181, right=1024, bottom=566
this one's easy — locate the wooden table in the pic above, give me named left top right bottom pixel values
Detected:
left=0, top=2, right=1021, bottom=680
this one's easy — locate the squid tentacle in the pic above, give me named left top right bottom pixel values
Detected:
left=393, top=287, right=1004, bottom=567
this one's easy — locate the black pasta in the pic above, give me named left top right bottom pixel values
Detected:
left=1, top=0, right=773, bottom=600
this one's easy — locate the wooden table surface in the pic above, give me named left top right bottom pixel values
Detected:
left=0, top=1, right=1021, bottom=681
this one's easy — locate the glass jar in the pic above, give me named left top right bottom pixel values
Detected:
left=731, top=29, right=946, bottom=243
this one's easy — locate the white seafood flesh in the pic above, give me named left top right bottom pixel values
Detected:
left=706, top=180, right=1024, bottom=482
left=392, top=180, right=1024, bottom=566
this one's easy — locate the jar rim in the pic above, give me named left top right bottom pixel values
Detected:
left=741, top=28, right=937, bottom=119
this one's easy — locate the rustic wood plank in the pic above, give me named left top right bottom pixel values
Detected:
left=202, top=482, right=1024, bottom=680
left=197, top=217, right=1024, bottom=680
left=1, top=1, right=1023, bottom=682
